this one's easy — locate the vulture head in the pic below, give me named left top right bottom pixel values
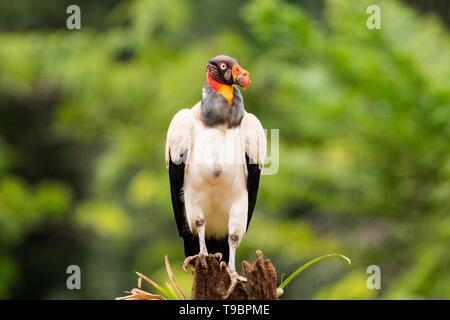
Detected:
left=206, top=55, right=251, bottom=89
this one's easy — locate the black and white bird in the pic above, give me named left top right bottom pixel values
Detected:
left=165, top=55, right=266, bottom=296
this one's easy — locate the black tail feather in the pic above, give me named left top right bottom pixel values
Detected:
left=183, top=234, right=229, bottom=264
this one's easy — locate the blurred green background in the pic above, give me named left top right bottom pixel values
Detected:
left=0, top=0, right=449, bottom=300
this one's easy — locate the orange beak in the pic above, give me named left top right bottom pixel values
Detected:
left=232, top=64, right=251, bottom=89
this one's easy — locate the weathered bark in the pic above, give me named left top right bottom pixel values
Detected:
left=243, top=250, right=278, bottom=300
left=191, top=250, right=278, bottom=300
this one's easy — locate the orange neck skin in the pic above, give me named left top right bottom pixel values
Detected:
left=207, top=69, right=233, bottom=105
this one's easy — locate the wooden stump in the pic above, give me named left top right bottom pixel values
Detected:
left=191, top=250, right=278, bottom=300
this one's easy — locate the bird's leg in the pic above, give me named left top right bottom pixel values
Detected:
left=223, top=231, right=247, bottom=299
left=183, top=217, right=208, bottom=272
left=196, top=217, right=208, bottom=267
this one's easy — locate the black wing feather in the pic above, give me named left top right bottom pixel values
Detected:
left=245, top=154, right=262, bottom=230
left=168, top=151, right=190, bottom=238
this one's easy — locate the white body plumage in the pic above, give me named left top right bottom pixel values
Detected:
left=184, top=118, right=249, bottom=241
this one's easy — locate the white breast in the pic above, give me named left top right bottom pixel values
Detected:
left=183, top=120, right=248, bottom=238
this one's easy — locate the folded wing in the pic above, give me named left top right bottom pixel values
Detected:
left=240, top=112, right=266, bottom=230
left=165, top=108, right=195, bottom=238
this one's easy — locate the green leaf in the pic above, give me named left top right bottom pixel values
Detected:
left=278, top=254, right=351, bottom=291
left=165, top=282, right=180, bottom=300
left=135, top=272, right=172, bottom=299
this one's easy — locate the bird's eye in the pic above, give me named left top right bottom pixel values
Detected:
left=219, top=63, right=227, bottom=70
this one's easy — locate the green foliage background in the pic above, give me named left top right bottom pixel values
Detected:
left=0, top=0, right=449, bottom=299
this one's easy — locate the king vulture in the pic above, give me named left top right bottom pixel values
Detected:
left=165, top=55, right=266, bottom=297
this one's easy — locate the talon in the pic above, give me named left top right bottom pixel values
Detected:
left=224, top=276, right=238, bottom=299
left=213, top=252, right=223, bottom=262
left=220, top=261, right=227, bottom=269
left=182, top=253, right=208, bottom=272
left=182, top=255, right=197, bottom=272
left=223, top=269, right=247, bottom=299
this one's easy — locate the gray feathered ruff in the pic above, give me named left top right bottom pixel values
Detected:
left=201, top=84, right=244, bottom=128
